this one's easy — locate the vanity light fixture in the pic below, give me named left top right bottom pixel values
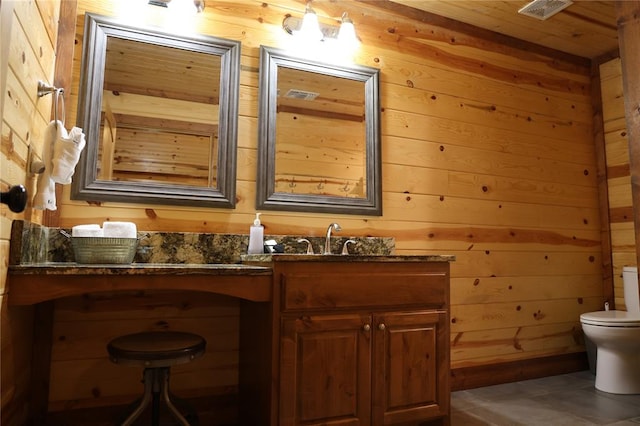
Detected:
left=147, top=0, right=205, bottom=13
left=282, top=1, right=359, bottom=47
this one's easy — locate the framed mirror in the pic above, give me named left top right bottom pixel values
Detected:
left=71, top=13, right=240, bottom=208
left=257, top=46, right=381, bottom=216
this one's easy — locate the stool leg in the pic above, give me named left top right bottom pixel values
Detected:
left=121, top=369, right=153, bottom=426
left=159, top=368, right=191, bottom=426
left=151, top=368, right=162, bottom=426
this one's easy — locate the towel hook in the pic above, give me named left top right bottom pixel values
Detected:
left=37, top=80, right=65, bottom=128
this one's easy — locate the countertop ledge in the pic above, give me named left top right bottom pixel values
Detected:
left=242, top=254, right=456, bottom=263
left=9, top=255, right=456, bottom=275
left=9, top=263, right=272, bottom=275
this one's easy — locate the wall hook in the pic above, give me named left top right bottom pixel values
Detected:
left=30, top=160, right=46, bottom=175
left=27, top=145, right=45, bottom=176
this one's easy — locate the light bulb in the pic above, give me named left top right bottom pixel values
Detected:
left=338, top=12, right=359, bottom=50
left=299, top=3, right=324, bottom=42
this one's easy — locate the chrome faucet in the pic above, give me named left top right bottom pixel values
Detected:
left=324, top=223, right=341, bottom=254
left=342, top=239, right=356, bottom=255
left=297, top=238, right=315, bottom=255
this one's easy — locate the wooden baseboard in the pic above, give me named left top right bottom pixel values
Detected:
left=451, top=352, right=589, bottom=391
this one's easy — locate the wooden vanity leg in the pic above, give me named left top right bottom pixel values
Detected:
left=239, top=300, right=273, bottom=425
left=27, top=301, right=54, bottom=426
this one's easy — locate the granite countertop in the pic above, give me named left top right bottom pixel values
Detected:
left=242, top=254, right=456, bottom=263
left=10, top=220, right=398, bottom=265
left=8, top=263, right=272, bottom=275
left=9, top=254, right=456, bottom=275
left=10, top=220, right=454, bottom=276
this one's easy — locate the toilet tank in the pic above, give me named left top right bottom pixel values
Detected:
left=622, top=266, right=639, bottom=313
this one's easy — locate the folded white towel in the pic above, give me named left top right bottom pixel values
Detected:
left=72, top=224, right=103, bottom=237
left=33, top=121, right=59, bottom=210
left=103, top=222, right=137, bottom=238
left=51, top=125, right=86, bottom=184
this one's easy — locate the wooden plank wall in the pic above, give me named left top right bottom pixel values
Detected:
left=49, top=291, right=241, bottom=410
left=600, top=57, right=637, bottom=310
left=1, top=0, right=61, bottom=424
left=2, top=0, right=608, bottom=413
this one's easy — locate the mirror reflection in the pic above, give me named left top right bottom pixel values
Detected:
left=72, top=13, right=240, bottom=208
left=275, top=67, right=367, bottom=198
left=257, top=46, right=381, bottom=215
left=99, top=37, right=220, bottom=187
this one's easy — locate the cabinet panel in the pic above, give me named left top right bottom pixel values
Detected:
left=280, top=313, right=372, bottom=426
left=281, top=262, right=448, bottom=311
left=373, top=311, right=449, bottom=425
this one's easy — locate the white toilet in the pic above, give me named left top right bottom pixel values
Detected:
left=580, top=266, right=640, bottom=394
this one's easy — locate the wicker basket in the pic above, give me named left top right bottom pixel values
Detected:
left=71, top=237, right=137, bottom=264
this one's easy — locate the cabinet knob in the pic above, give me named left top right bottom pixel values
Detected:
left=378, top=323, right=386, bottom=331
left=363, top=324, right=371, bottom=331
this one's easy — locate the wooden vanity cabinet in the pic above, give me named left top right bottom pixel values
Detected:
left=274, top=260, right=450, bottom=426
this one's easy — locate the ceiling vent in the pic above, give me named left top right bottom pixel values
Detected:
left=284, top=89, right=319, bottom=101
left=518, top=0, right=573, bottom=20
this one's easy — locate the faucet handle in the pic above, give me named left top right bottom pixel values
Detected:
left=341, top=239, right=356, bottom=255
left=297, top=238, right=315, bottom=255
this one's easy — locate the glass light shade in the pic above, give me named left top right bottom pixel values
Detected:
left=337, top=12, right=359, bottom=51
left=299, top=8, right=324, bottom=42
left=338, top=21, right=358, bottom=46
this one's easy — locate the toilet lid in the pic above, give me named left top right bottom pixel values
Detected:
left=580, top=310, right=640, bottom=326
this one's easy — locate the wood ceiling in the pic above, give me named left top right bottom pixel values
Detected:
left=387, top=0, right=619, bottom=60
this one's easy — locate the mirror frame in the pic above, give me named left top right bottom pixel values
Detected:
left=257, top=46, right=382, bottom=216
left=71, top=13, right=240, bottom=208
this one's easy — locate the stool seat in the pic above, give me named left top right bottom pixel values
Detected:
left=107, top=331, right=206, bottom=426
left=108, top=331, right=206, bottom=367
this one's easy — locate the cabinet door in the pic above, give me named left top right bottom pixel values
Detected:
left=280, top=313, right=372, bottom=426
left=372, top=310, right=449, bottom=425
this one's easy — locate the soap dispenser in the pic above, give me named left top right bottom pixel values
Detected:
left=247, top=213, right=264, bottom=254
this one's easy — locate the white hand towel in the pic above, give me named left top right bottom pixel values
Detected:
left=72, top=224, right=103, bottom=237
left=51, top=125, right=86, bottom=184
left=33, top=121, right=59, bottom=211
left=103, top=222, right=137, bottom=238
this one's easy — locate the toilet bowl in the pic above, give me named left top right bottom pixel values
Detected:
left=580, top=266, right=640, bottom=394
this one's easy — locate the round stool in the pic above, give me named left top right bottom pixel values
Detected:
left=107, top=331, right=206, bottom=426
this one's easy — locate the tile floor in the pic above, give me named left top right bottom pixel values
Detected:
left=451, top=371, right=640, bottom=425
